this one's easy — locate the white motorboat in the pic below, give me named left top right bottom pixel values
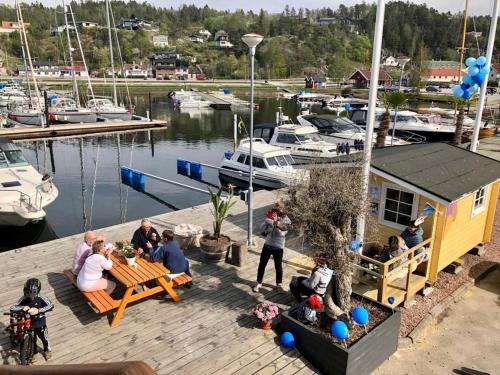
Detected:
left=0, top=138, right=58, bottom=226
left=48, top=98, right=97, bottom=124
left=253, top=123, right=345, bottom=163
left=219, top=139, right=308, bottom=190
left=87, top=98, right=132, bottom=120
left=0, top=90, right=28, bottom=108
left=177, top=94, right=211, bottom=108
left=296, top=114, right=416, bottom=145
left=7, top=107, right=45, bottom=127
left=349, top=107, right=456, bottom=141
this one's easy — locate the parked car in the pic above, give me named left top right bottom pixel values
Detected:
left=425, top=85, right=441, bottom=92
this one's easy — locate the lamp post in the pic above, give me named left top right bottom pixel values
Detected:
left=391, top=56, right=410, bottom=145
left=242, top=33, right=263, bottom=247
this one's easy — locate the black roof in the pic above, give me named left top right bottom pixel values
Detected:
left=371, top=142, right=500, bottom=202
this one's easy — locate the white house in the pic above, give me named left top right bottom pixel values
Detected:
left=17, top=63, right=88, bottom=78
left=51, top=24, right=75, bottom=35
left=152, top=35, right=169, bottom=48
left=190, top=34, right=204, bottom=43
left=214, top=30, right=233, bottom=48
left=382, top=56, right=399, bottom=67
left=198, top=29, right=211, bottom=40
left=123, top=63, right=148, bottom=78
left=0, top=21, right=30, bottom=34
left=426, top=67, right=463, bottom=84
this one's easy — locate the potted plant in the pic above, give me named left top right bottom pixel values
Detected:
left=253, top=302, right=279, bottom=330
left=280, top=166, right=401, bottom=375
left=200, top=185, right=236, bottom=262
left=115, top=240, right=136, bottom=266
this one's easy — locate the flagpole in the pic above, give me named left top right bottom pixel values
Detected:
left=357, top=0, right=385, bottom=244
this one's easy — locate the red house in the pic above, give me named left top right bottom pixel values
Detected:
left=348, top=69, right=392, bottom=88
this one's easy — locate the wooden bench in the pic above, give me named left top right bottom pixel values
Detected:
left=169, top=273, right=192, bottom=287
left=63, top=270, right=120, bottom=314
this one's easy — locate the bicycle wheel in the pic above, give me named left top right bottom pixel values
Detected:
left=19, top=333, right=33, bottom=365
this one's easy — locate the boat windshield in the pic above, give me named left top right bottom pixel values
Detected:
left=296, top=132, right=322, bottom=143
left=271, top=154, right=295, bottom=167
left=1, top=150, right=28, bottom=167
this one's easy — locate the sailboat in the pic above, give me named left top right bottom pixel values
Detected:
left=48, top=0, right=97, bottom=124
left=87, top=0, right=132, bottom=121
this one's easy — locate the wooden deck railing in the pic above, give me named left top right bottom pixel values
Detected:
left=352, top=238, right=432, bottom=304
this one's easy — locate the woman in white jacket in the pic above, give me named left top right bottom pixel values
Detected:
left=77, top=240, right=116, bottom=294
left=289, top=263, right=334, bottom=302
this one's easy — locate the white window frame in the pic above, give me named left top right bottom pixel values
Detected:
left=378, top=183, right=419, bottom=230
left=471, top=186, right=487, bottom=217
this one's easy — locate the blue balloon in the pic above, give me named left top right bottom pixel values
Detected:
left=280, top=332, right=295, bottom=348
left=460, top=83, right=470, bottom=91
left=344, top=103, right=351, bottom=111
left=462, top=90, right=472, bottom=100
left=463, top=76, right=474, bottom=86
left=331, top=320, right=349, bottom=340
left=452, top=85, right=464, bottom=98
left=388, top=296, right=395, bottom=304
left=352, top=306, right=369, bottom=325
left=468, top=66, right=480, bottom=76
left=476, top=56, right=487, bottom=67
left=465, top=57, right=477, bottom=67
left=480, top=66, right=490, bottom=75
left=349, top=240, right=362, bottom=251
left=469, top=83, right=479, bottom=93
left=472, top=71, right=486, bottom=85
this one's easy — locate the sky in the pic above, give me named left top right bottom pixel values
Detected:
left=3, top=0, right=495, bottom=16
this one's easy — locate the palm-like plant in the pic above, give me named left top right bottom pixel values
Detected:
left=376, top=91, right=408, bottom=148
left=208, top=185, right=236, bottom=239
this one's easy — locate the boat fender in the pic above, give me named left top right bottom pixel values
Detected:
left=42, top=174, right=51, bottom=181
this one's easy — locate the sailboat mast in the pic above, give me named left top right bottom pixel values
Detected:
left=458, top=0, right=469, bottom=83
left=106, top=0, right=118, bottom=106
left=63, top=0, right=79, bottom=106
left=15, top=0, right=32, bottom=108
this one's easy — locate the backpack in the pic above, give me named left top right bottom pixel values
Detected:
left=296, top=301, right=317, bottom=324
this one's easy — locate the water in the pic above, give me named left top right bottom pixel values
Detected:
left=0, top=94, right=304, bottom=251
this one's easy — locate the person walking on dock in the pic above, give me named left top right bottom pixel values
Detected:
left=253, top=201, right=291, bottom=293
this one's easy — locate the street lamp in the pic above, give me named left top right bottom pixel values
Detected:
left=242, top=33, right=263, bottom=247
left=391, top=56, right=411, bottom=145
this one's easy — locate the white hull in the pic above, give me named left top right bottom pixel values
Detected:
left=50, top=111, right=98, bottom=124
left=219, top=168, right=285, bottom=190
left=8, top=111, right=45, bottom=126
left=95, top=111, right=132, bottom=121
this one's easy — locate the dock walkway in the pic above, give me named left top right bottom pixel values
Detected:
left=0, top=190, right=315, bottom=374
left=194, top=92, right=232, bottom=110
left=0, top=120, right=167, bottom=140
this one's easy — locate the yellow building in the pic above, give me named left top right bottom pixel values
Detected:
left=354, top=143, right=500, bottom=306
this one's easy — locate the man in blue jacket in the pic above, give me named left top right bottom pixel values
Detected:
left=149, top=229, right=192, bottom=280
left=401, top=220, right=428, bottom=262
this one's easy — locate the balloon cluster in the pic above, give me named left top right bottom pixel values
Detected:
left=330, top=306, right=370, bottom=343
left=452, top=56, right=490, bottom=100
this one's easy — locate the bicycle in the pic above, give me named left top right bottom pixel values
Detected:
left=4, top=311, right=37, bottom=365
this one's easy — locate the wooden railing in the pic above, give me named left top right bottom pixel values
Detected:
left=352, top=238, right=432, bottom=304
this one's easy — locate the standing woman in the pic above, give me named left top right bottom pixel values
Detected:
left=253, top=201, right=291, bottom=293
left=77, top=240, right=116, bottom=294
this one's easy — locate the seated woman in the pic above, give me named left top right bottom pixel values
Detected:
left=289, top=262, right=333, bottom=303
left=77, top=240, right=116, bottom=294
left=380, top=235, right=409, bottom=271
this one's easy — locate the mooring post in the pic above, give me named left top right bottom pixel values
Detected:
left=44, top=91, right=50, bottom=127
left=148, top=92, right=153, bottom=121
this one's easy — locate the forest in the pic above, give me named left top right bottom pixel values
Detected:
left=0, top=1, right=498, bottom=82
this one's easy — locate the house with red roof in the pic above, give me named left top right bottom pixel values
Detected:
left=425, top=67, right=464, bottom=85
left=348, top=69, right=392, bottom=88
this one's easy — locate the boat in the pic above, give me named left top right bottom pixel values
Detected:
left=87, top=97, right=132, bottom=120
left=0, top=138, right=58, bottom=226
left=252, top=123, right=348, bottom=163
left=49, top=97, right=98, bottom=124
left=296, top=113, right=418, bottom=145
left=0, top=90, right=27, bottom=108
left=7, top=106, right=45, bottom=126
left=176, top=94, right=211, bottom=108
left=219, top=139, right=308, bottom=190
left=349, top=107, right=457, bottom=141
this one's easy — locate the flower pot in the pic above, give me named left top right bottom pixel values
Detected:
left=199, top=235, right=231, bottom=263
left=259, top=320, right=272, bottom=330
left=279, top=293, right=401, bottom=375
left=125, top=256, right=136, bottom=266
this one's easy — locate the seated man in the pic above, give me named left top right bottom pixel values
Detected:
left=401, top=220, right=428, bottom=261
left=150, top=230, right=191, bottom=279
left=72, top=231, right=97, bottom=275
left=131, top=219, right=160, bottom=256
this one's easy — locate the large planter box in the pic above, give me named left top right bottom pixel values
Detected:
left=279, top=294, right=401, bottom=375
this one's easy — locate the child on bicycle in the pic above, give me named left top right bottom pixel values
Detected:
left=10, top=278, right=54, bottom=361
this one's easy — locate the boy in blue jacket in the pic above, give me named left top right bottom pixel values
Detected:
left=150, top=230, right=192, bottom=280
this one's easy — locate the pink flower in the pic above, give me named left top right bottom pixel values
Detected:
left=256, top=311, right=264, bottom=320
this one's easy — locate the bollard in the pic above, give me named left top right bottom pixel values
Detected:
left=148, top=92, right=153, bottom=121
left=230, top=241, right=248, bottom=267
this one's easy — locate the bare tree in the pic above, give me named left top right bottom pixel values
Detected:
left=287, top=165, right=368, bottom=316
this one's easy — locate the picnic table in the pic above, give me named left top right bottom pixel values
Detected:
left=64, top=251, right=192, bottom=327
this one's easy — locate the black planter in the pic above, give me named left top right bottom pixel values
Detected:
left=279, top=294, right=401, bottom=375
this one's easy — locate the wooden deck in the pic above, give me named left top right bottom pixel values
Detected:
left=0, top=120, right=167, bottom=140
left=0, top=190, right=316, bottom=374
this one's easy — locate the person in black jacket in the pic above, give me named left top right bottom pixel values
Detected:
left=10, top=278, right=54, bottom=360
left=131, top=218, right=160, bottom=255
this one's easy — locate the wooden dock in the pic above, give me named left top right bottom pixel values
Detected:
left=195, top=92, right=232, bottom=110
left=0, top=190, right=316, bottom=374
left=0, top=120, right=167, bottom=140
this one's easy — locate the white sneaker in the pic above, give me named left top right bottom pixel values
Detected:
left=253, top=283, right=262, bottom=293
left=277, top=283, right=285, bottom=293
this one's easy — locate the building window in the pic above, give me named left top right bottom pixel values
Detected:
left=379, top=184, right=418, bottom=229
left=472, top=187, right=487, bottom=216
